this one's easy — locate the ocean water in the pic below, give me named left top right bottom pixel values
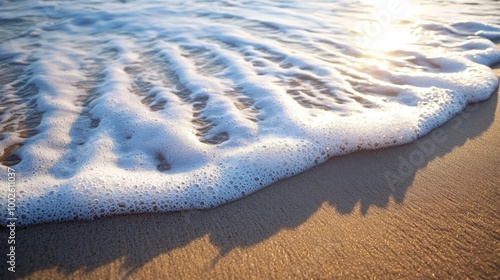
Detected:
left=0, top=0, right=499, bottom=226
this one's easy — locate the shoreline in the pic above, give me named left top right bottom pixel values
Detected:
left=2, top=67, right=500, bottom=279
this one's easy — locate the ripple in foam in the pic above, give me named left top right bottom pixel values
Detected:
left=0, top=0, right=499, bottom=225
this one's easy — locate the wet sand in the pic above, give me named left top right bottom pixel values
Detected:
left=2, top=67, right=500, bottom=279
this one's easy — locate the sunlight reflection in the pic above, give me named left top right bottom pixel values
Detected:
left=355, top=0, right=424, bottom=52
left=370, top=25, right=421, bottom=51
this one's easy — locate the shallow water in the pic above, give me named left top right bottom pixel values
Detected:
left=1, top=0, right=499, bottom=225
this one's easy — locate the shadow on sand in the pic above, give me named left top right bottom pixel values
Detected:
left=1, top=84, right=498, bottom=278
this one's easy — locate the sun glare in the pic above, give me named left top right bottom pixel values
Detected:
left=371, top=25, right=421, bottom=51
left=356, top=0, right=424, bottom=52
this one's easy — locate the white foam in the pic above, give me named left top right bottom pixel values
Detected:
left=0, top=0, right=499, bottom=225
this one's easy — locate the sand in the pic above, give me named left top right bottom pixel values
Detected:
left=1, top=67, right=499, bottom=279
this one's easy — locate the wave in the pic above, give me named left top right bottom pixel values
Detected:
left=1, top=0, right=499, bottom=225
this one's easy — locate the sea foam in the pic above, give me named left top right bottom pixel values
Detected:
left=0, top=0, right=499, bottom=225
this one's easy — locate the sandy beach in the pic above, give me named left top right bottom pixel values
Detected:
left=1, top=66, right=499, bottom=279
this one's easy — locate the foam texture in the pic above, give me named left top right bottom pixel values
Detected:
left=1, top=0, right=499, bottom=225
